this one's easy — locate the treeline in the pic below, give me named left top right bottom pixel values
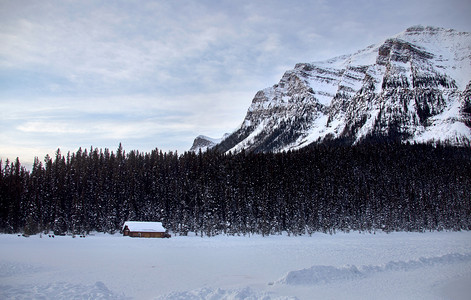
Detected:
left=0, top=143, right=470, bottom=236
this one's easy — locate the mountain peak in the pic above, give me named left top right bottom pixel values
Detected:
left=194, top=26, right=471, bottom=153
left=405, top=25, right=446, bottom=33
left=189, top=134, right=229, bottom=153
left=395, top=25, right=470, bottom=45
left=402, top=25, right=469, bottom=36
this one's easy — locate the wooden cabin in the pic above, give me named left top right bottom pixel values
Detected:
left=122, top=221, right=171, bottom=238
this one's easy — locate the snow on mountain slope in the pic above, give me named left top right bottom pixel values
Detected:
left=215, top=26, right=471, bottom=153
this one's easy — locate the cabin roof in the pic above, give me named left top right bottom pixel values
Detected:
left=123, top=221, right=166, bottom=232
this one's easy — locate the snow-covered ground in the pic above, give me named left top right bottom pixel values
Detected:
left=1, top=231, right=470, bottom=299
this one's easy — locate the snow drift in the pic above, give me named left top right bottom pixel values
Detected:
left=277, top=252, right=471, bottom=285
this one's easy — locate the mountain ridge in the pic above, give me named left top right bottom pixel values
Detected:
left=192, top=26, right=471, bottom=153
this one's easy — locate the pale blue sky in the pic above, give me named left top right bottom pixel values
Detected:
left=1, top=0, right=470, bottom=168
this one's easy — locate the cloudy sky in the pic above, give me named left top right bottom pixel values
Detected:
left=1, top=0, right=470, bottom=168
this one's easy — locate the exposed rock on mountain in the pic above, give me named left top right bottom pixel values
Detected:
left=189, top=135, right=228, bottom=152
left=213, top=26, right=471, bottom=153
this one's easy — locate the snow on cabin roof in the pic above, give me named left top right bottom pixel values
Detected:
left=123, top=221, right=166, bottom=232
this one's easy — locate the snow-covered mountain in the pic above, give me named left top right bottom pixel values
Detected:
left=189, top=135, right=228, bottom=152
left=213, top=25, right=471, bottom=153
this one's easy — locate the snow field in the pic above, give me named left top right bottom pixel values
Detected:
left=1, top=231, right=470, bottom=299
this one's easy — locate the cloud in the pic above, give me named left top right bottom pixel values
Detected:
left=1, top=88, right=254, bottom=165
left=1, top=1, right=338, bottom=95
left=17, top=121, right=89, bottom=135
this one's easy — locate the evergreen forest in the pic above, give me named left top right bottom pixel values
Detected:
left=1, top=143, right=470, bottom=236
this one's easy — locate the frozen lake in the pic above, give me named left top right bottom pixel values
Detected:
left=1, top=231, right=470, bottom=299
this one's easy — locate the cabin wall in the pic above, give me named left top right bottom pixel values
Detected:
left=128, top=231, right=166, bottom=238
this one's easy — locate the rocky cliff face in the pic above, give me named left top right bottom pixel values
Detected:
left=189, top=135, right=222, bottom=152
left=215, top=26, right=471, bottom=153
